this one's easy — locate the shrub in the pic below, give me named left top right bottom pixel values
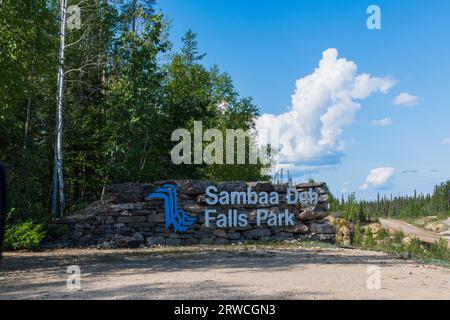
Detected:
left=393, top=230, right=404, bottom=243
left=352, top=221, right=362, bottom=246
left=377, top=228, right=390, bottom=240
left=339, top=215, right=450, bottom=264
left=405, top=238, right=425, bottom=257
left=4, top=221, right=46, bottom=251
left=428, top=239, right=450, bottom=261
left=365, top=228, right=375, bottom=247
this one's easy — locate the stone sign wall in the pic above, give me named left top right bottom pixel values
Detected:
left=46, top=181, right=334, bottom=248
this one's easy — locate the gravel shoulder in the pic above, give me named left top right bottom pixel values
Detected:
left=1, top=245, right=449, bottom=300
left=379, top=218, right=450, bottom=245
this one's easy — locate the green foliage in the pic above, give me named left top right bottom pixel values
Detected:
left=354, top=228, right=450, bottom=265
left=0, top=0, right=271, bottom=223
left=364, top=228, right=375, bottom=247
left=352, top=221, right=362, bottom=246
left=181, top=29, right=207, bottom=65
left=377, top=228, right=389, bottom=240
left=0, top=1, right=57, bottom=221
left=333, top=181, right=450, bottom=222
left=4, top=221, right=46, bottom=251
left=428, top=239, right=450, bottom=261
left=393, top=230, right=404, bottom=242
left=342, top=193, right=359, bottom=222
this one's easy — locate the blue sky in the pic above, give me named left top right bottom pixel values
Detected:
left=157, top=0, right=450, bottom=199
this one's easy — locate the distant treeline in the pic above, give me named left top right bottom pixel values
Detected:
left=330, top=181, right=450, bottom=222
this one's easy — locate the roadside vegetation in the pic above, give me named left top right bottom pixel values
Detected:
left=4, top=220, right=46, bottom=251
left=327, top=180, right=450, bottom=266
left=2, top=2, right=448, bottom=254
left=1, top=1, right=270, bottom=244
left=334, top=220, right=450, bottom=267
left=330, top=181, right=450, bottom=222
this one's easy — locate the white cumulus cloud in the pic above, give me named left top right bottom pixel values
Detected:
left=255, top=48, right=396, bottom=173
left=442, top=137, right=450, bottom=145
left=371, top=118, right=393, bottom=126
left=351, top=73, right=396, bottom=99
left=360, top=167, right=395, bottom=190
left=393, top=92, right=419, bottom=106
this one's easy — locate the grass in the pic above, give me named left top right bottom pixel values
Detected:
left=351, top=228, right=450, bottom=267
left=423, top=259, right=450, bottom=268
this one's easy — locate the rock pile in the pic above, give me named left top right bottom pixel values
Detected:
left=46, top=180, right=335, bottom=248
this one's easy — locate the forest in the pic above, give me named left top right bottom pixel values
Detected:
left=0, top=0, right=269, bottom=223
left=1, top=1, right=449, bottom=237
left=330, top=181, right=450, bottom=222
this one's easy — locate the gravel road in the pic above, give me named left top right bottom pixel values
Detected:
left=379, top=219, right=450, bottom=246
left=1, top=245, right=449, bottom=300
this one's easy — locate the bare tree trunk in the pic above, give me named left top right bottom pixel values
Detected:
left=101, top=150, right=113, bottom=202
left=53, top=0, right=67, bottom=217
left=100, top=0, right=107, bottom=96
left=51, top=152, right=58, bottom=215
left=0, top=162, right=7, bottom=260
left=131, top=0, right=137, bottom=33
left=21, top=96, right=32, bottom=214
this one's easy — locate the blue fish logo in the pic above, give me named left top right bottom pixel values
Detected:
left=145, top=184, right=197, bottom=232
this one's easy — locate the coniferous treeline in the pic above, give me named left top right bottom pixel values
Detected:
left=330, top=181, right=450, bottom=222
left=0, top=1, right=268, bottom=221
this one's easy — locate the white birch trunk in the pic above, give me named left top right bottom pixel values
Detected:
left=53, top=0, right=67, bottom=217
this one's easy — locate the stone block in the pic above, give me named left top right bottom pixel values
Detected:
left=213, top=229, right=227, bottom=238
left=217, top=181, right=247, bottom=192
left=69, top=230, right=83, bottom=240
left=307, top=221, right=334, bottom=234
left=243, top=228, right=271, bottom=239
left=247, top=181, right=274, bottom=192
left=226, top=232, right=241, bottom=240
left=176, top=180, right=213, bottom=195
left=116, top=216, right=146, bottom=223
left=297, top=210, right=329, bottom=221
left=105, top=183, right=144, bottom=204
left=146, top=236, right=165, bottom=246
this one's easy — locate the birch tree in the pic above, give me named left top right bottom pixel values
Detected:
left=52, top=0, right=67, bottom=216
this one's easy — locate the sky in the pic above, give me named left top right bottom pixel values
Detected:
left=157, top=0, right=450, bottom=199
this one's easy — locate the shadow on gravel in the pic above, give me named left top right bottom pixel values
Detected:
left=1, top=248, right=399, bottom=274
left=0, top=248, right=410, bottom=300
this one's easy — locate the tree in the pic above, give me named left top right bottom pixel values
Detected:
left=0, top=0, right=57, bottom=220
left=181, top=29, right=206, bottom=66
left=0, top=1, right=272, bottom=224
left=52, top=0, right=68, bottom=216
left=103, top=5, right=168, bottom=184
left=162, top=31, right=269, bottom=181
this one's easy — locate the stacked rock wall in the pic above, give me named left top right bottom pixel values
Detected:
left=47, top=181, right=335, bottom=248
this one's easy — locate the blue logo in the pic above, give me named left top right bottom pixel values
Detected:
left=145, top=184, right=197, bottom=232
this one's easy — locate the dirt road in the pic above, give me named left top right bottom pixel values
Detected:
left=1, top=245, right=449, bottom=300
left=379, top=219, right=450, bottom=246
